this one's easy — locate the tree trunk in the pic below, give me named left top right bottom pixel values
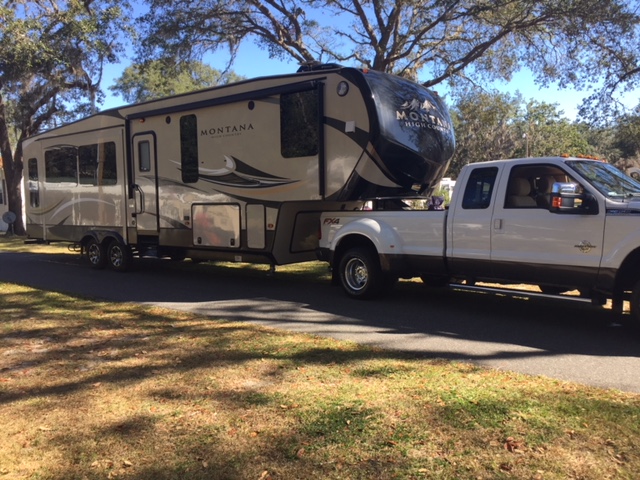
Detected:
left=0, top=93, right=26, bottom=236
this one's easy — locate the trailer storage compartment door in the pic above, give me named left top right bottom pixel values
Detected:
left=193, top=204, right=240, bottom=248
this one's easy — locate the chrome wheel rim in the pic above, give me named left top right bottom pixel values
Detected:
left=344, top=257, right=368, bottom=292
left=88, top=243, right=102, bottom=265
left=109, top=245, right=124, bottom=268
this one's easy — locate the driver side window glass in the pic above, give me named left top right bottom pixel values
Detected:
left=462, top=167, right=497, bottom=209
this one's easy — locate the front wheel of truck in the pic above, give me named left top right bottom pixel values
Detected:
left=338, top=247, right=384, bottom=299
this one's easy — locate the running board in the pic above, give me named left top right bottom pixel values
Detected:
left=448, top=283, right=592, bottom=304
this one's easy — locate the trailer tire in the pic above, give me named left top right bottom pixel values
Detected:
left=86, top=238, right=107, bottom=270
left=338, top=247, right=384, bottom=299
left=629, top=280, right=640, bottom=329
left=107, top=239, right=133, bottom=272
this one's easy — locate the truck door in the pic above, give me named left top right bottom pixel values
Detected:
left=131, top=133, right=159, bottom=235
left=490, top=163, right=604, bottom=288
left=447, top=166, right=501, bottom=277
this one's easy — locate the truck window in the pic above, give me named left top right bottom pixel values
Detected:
left=281, top=89, right=319, bottom=158
left=461, top=167, right=498, bottom=209
left=180, top=114, right=199, bottom=183
left=505, top=165, right=573, bottom=209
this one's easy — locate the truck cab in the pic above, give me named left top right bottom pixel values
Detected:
left=447, top=158, right=605, bottom=294
left=319, top=156, right=640, bottom=326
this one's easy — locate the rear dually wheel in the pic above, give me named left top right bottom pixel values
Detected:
left=338, top=247, right=385, bottom=299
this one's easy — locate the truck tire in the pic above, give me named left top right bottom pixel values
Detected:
left=86, top=238, right=107, bottom=270
left=106, top=239, right=133, bottom=272
left=338, top=247, right=384, bottom=299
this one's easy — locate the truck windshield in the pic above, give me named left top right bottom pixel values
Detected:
left=566, top=160, right=640, bottom=199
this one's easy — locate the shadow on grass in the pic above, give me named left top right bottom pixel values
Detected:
left=2, top=285, right=640, bottom=479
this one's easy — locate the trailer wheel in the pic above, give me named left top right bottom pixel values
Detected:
left=338, top=247, right=384, bottom=299
left=629, top=280, right=640, bottom=329
left=107, top=239, right=133, bottom=272
left=86, top=238, right=107, bottom=270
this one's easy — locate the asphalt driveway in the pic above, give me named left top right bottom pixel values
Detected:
left=1, top=250, right=639, bottom=393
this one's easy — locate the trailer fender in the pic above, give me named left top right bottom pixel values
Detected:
left=81, top=230, right=127, bottom=249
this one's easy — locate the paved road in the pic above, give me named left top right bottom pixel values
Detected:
left=1, top=251, right=639, bottom=393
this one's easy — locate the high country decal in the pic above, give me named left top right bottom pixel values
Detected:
left=396, top=98, right=451, bottom=132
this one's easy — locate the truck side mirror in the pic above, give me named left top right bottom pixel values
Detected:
left=549, top=183, right=599, bottom=215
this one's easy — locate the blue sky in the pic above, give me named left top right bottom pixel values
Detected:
left=99, top=37, right=635, bottom=121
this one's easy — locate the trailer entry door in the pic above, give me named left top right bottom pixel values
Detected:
left=132, top=133, right=159, bottom=235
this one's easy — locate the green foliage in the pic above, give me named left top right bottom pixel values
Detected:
left=613, top=113, right=640, bottom=159
left=449, top=89, right=521, bottom=176
left=513, top=100, right=594, bottom=158
left=137, top=0, right=640, bottom=117
left=109, top=60, right=245, bottom=104
left=449, top=89, right=612, bottom=177
left=0, top=0, right=134, bottom=234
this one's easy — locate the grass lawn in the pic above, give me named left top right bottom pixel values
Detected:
left=1, top=236, right=639, bottom=479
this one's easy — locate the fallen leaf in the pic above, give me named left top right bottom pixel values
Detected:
left=503, top=436, right=525, bottom=453
left=296, top=448, right=305, bottom=458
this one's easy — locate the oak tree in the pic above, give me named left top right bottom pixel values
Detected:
left=110, top=60, right=245, bottom=104
left=138, top=0, right=640, bottom=103
left=0, top=0, right=132, bottom=234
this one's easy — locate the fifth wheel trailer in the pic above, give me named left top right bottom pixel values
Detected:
left=22, top=64, right=455, bottom=271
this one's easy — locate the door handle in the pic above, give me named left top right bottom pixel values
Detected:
left=133, top=184, right=145, bottom=214
left=493, top=218, right=503, bottom=230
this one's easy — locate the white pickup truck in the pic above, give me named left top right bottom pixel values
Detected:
left=318, top=156, right=640, bottom=325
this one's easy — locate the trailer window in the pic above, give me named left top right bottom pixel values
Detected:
left=180, top=114, right=199, bottom=183
left=28, top=158, right=40, bottom=208
left=461, top=167, right=498, bottom=209
left=138, top=141, right=151, bottom=172
left=79, top=142, right=117, bottom=186
left=45, top=147, right=78, bottom=184
left=281, top=90, right=319, bottom=158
